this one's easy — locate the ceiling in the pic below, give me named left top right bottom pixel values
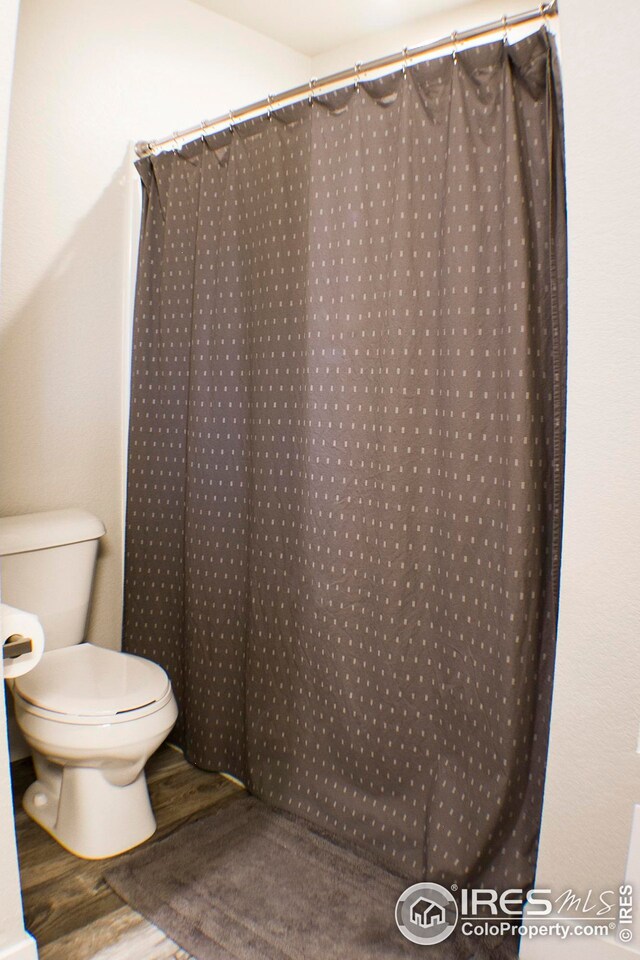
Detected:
left=189, top=0, right=473, bottom=57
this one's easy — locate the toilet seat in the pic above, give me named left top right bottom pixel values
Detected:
left=14, top=643, right=172, bottom=725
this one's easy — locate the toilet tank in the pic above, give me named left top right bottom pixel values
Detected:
left=0, top=509, right=105, bottom=651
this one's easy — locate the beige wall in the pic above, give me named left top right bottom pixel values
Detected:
left=521, top=0, right=640, bottom=957
left=310, top=0, right=537, bottom=75
left=0, top=3, right=38, bottom=957
left=0, top=0, right=311, bottom=655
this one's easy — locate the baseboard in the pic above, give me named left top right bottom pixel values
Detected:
left=0, top=932, right=38, bottom=960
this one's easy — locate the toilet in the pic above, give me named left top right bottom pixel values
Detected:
left=0, top=508, right=178, bottom=859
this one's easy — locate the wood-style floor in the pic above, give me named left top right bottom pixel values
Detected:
left=11, top=744, right=244, bottom=960
left=13, top=745, right=518, bottom=960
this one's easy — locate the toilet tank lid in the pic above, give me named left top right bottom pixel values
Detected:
left=0, top=509, right=105, bottom=556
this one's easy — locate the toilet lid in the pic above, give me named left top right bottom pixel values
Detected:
left=14, top=643, right=171, bottom=717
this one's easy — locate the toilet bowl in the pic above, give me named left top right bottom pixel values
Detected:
left=12, top=642, right=178, bottom=859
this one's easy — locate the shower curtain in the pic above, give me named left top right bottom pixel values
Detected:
left=124, top=28, right=566, bottom=889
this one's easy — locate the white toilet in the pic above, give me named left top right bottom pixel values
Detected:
left=0, top=508, right=178, bottom=859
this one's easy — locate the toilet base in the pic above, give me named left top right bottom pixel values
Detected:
left=24, top=753, right=157, bottom=859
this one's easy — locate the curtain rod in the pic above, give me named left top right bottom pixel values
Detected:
left=135, top=0, right=557, bottom=159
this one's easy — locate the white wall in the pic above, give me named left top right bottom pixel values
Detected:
left=0, top=0, right=311, bottom=658
left=310, top=0, right=538, bottom=76
left=0, top=3, right=38, bottom=956
left=521, top=1, right=640, bottom=958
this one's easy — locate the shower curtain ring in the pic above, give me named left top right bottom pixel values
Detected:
left=172, top=131, right=180, bottom=151
left=267, top=94, right=273, bottom=120
left=502, top=15, right=508, bottom=45
left=451, top=31, right=458, bottom=64
left=354, top=62, right=361, bottom=91
left=308, top=78, right=317, bottom=106
left=402, top=47, right=409, bottom=78
left=228, top=110, right=235, bottom=132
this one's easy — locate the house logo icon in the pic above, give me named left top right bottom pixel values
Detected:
left=395, top=882, right=459, bottom=945
left=410, top=896, right=447, bottom=929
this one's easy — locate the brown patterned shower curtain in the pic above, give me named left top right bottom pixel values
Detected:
left=124, top=29, right=566, bottom=889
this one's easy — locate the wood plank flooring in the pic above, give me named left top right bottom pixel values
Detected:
left=12, top=745, right=518, bottom=960
left=11, top=743, right=244, bottom=960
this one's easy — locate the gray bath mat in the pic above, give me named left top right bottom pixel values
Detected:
left=105, top=795, right=515, bottom=960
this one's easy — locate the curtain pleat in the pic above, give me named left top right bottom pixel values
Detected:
left=124, top=28, right=566, bottom=887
